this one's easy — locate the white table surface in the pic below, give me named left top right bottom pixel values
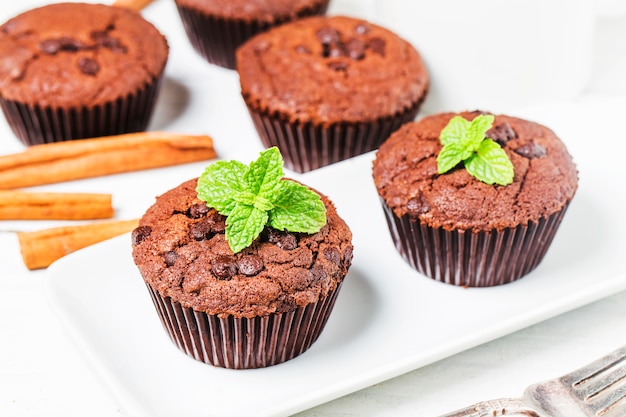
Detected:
left=1, top=1, right=626, bottom=416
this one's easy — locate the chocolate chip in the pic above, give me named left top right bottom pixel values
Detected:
left=267, top=228, right=298, bottom=250
left=368, top=37, right=386, bottom=56
left=345, top=38, right=365, bottom=60
left=212, top=255, right=238, bottom=280
left=407, top=195, right=430, bottom=217
left=39, top=39, right=61, bottom=54
left=78, top=57, right=99, bottom=75
left=486, top=122, right=517, bottom=146
left=311, top=265, right=328, bottom=281
left=343, top=246, right=354, bottom=267
left=207, top=212, right=226, bottom=234
left=92, top=32, right=127, bottom=53
left=188, top=203, right=210, bottom=219
left=323, top=247, right=341, bottom=266
left=513, top=142, right=547, bottom=159
left=237, top=255, right=264, bottom=276
left=328, top=42, right=346, bottom=58
left=131, top=226, right=152, bottom=245
left=189, top=220, right=213, bottom=241
left=328, top=61, right=348, bottom=71
left=354, top=23, right=371, bottom=35
left=59, top=37, right=83, bottom=51
left=316, top=27, right=341, bottom=45
left=163, top=251, right=178, bottom=267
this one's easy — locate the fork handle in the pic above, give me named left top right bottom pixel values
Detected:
left=437, top=398, right=543, bottom=417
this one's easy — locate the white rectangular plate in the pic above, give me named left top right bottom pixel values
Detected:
left=46, top=98, right=626, bottom=417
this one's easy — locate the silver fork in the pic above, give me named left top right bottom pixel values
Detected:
left=438, top=345, right=626, bottom=417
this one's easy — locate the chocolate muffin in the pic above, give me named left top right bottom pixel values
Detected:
left=131, top=177, right=353, bottom=368
left=372, top=111, right=578, bottom=287
left=0, top=3, right=168, bottom=146
left=236, top=15, right=429, bottom=172
left=174, top=0, right=330, bottom=69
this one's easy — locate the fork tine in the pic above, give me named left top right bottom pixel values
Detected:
left=593, top=383, right=626, bottom=417
left=561, top=345, right=626, bottom=387
left=561, top=345, right=626, bottom=416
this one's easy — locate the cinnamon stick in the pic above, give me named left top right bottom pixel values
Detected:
left=0, top=190, right=114, bottom=220
left=112, top=0, right=155, bottom=11
left=17, top=219, right=139, bottom=270
left=0, top=131, right=216, bottom=189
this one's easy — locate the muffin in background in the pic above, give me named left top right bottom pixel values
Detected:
left=237, top=15, right=429, bottom=173
left=0, top=2, right=168, bottom=146
left=174, top=0, right=330, bottom=69
left=372, top=111, right=578, bottom=287
left=131, top=148, right=353, bottom=369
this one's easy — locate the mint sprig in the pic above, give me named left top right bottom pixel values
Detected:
left=437, top=115, right=514, bottom=186
left=196, top=147, right=327, bottom=253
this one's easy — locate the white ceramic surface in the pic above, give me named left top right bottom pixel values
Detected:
left=46, top=97, right=626, bottom=416
left=374, top=0, right=596, bottom=114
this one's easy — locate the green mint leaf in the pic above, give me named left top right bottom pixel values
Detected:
left=269, top=180, right=327, bottom=233
left=437, top=114, right=514, bottom=185
left=467, top=114, right=495, bottom=149
left=225, top=204, right=268, bottom=254
left=196, top=160, right=248, bottom=215
left=245, top=146, right=283, bottom=197
left=464, top=139, right=515, bottom=185
left=439, top=115, right=470, bottom=146
left=437, top=143, right=466, bottom=174
left=195, top=147, right=327, bottom=253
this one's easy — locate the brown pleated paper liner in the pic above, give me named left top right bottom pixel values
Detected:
left=0, top=75, right=163, bottom=146
left=246, top=100, right=422, bottom=173
left=146, top=281, right=343, bottom=369
left=381, top=199, right=571, bottom=287
left=175, top=1, right=330, bottom=70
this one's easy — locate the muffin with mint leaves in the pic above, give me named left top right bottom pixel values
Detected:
left=372, top=111, right=578, bottom=287
left=131, top=147, right=353, bottom=368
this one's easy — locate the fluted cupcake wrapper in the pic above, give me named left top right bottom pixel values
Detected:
left=246, top=101, right=422, bottom=173
left=145, top=281, right=343, bottom=369
left=0, top=76, right=163, bottom=146
left=175, top=2, right=330, bottom=70
left=381, top=199, right=571, bottom=287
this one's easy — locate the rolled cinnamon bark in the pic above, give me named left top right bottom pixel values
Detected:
left=17, top=219, right=139, bottom=270
left=0, top=191, right=114, bottom=220
left=0, top=131, right=216, bottom=189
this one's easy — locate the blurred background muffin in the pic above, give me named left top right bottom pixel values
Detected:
left=174, top=0, right=330, bottom=69
left=0, top=2, right=168, bottom=146
left=237, top=15, right=429, bottom=172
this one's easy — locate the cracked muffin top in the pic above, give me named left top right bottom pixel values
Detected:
left=236, top=15, right=429, bottom=124
left=372, top=111, right=578, bottom=232
left=131, top=178, right=353, bottom=319
left=0, top=2, right=168, bottom=107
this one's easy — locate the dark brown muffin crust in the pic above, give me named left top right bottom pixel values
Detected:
left=373, top=111, right=578, bottom=232
left=132, top=178, right=353, bottom=319
left=236, top=15, right=429, bottom=125
left=0, top=3, right=168, bottom=108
